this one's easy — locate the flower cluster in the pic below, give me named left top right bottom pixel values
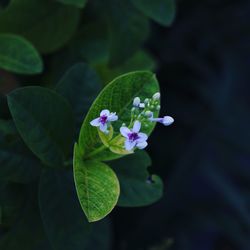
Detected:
left=90, top=92, right=174, bottom=152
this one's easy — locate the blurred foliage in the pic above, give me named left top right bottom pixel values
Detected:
left=0, top=0, right=249, bottom=249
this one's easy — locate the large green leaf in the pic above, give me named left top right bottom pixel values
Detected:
left=110, top=151, right=163, bottom=207
left=57, top=0, right=87, bottom=8
left=73, top=143, right=120, bottom=222
left=0, top=183, right=26, bottom=227
left=0, top=0, right=80, bottom=54
left=56, top=63, right=101, bottom=135
left=0, top=34, right=43, bottom=74
left=0, top=187, right=48, bottom=250
left=103, top=0, right=149, bottom=66
left=131, top=0, right=176, bottom=26
left=84, top=219, right=113, bottom=250
left=78, top=71, right=159, bottom=161
left=7, top=86, right=74, bottom=167
left=0, top=147, right=41, bottom=183
left=39, top=169, right=91, bottom=250
left=95, top=50, right=156, bottom=84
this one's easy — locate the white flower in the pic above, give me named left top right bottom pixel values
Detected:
left=90, top=109, right=118, bottom=133
left=120, top=121, right=148, bottom=151
left=133, top=97, right=140, bottom=107
left=149, top=115, right=174, bottom=126
left=152, top=92, right=160, bottom=100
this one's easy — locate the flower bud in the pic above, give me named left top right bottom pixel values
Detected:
left=139, top=103, right=145, bottom=108
left=144, top=98, right=149, bottom=104
left=152, top=92, right=160, bottom=100
left=156, top=105, right=161, bottom=111
left=145, top=111, right=153, bottom=117
left=162, top=116, right=174, bottom=126
left=131, top=107, right=136, bottom=113
left=133, top=97, right=140, bottom=107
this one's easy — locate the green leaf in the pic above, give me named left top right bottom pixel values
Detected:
left=73, top=143, right=120, bottom=222
left=7, top=86, right=74, bottom=167
left=98, top=125, right=113, bottom=147
left=0, top=147, right=41, bottom=183
left=56, top=63, right=101, bottom=135
left=0, top=34, right=43, bottom=74
left=110, top=151, right=163, bottom=207
left=57, top=0, right=87, bottom=8
left=0, top=183, right=26, bottom=227
left=0, top=0, right=80, bottom=54
left=78, top=71, right=159, bottom=161
left=104, top=0, right=149, bottom=66
left=131, top=0, right=176, bottom=26
left=39, top=169, right=91, bottom=250
left=84, top=219, right=113, bottom=250
left=94, top=50, right=157, bottom=84
left=0, top=187, right=48, bottom=250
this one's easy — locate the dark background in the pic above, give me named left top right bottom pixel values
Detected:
left=0, top=0, right=250, bottom=250
left=112, top=0, right=250, bottom=249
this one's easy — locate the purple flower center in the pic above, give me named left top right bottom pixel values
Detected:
left=99, top=115, right=108, bottom=125
left=128, top=132, right=139, bottom=142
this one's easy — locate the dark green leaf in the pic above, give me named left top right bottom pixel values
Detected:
left=78, top=71, right=159, bottom=161
left=131, top=0, right=176, bottom=26
left=57, top=0, right=87, bottom=8
left=95, top=50, right=156, bottom=84
left=73, top=143, right=120, bottom=222
left=0, top=187, right=48, bottom=250
left=110, top=151, right=163, bottom=207
left=104, top=0, right=149, bottom=66
left=7, top=86, right=74, bottom=167
left=0, top=183, right=26, bottom=227
left=39, top=169, right=91, bottom=250
left=0, top=0, right=80, bottom=54
left=0, top=147, right=41, bottom=183
left=56, top=63, right=101, bottom=135
left=0, top=34, right=43, bottom=74
left=84, top=219, right=113, bottom=250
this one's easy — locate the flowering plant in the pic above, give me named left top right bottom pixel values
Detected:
left=73, top=71, right=174, bottom=222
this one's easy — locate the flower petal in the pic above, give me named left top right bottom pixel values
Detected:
left=90, top=118, right=100, bottom=127
left=99, top=123, right=108, bottom=133
left=136, top=141, right=148, bottom=149
left=132, top=120, right=141, bottom=133
left=125, top=140, right=136, bottom=151
left=120, top=127, right=130, bottom=138
left=163, top=116, right=174, bottom=126
left=100, top=109, right=110, bottom=116
left=137, top=132, right=148, bottom=142
left=108, top=113, right=118, bottom=121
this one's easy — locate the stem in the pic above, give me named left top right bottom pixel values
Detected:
left=84, top=144, right=107, bottom=159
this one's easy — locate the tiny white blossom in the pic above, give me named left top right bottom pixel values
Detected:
left=152, top=92, right=160, bottom=100
left=133, top=97, right=140, bottom=107
left=139, top=103, right=145, bottom=108
left=90, top=109, right=118, bottom=133
left=149, top=115, right=174, bottom=126
left=145, top=111, right=153, bottom=117
left=120, top=121, right=148, bottom=151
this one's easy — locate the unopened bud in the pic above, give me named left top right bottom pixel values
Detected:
left=145, top=111, right=153, bottom=117
left=152, top=92, right=160, bottom=100
left=133, top=97, right=140, bottom=107
left=139, top=103, right=145, bottom=108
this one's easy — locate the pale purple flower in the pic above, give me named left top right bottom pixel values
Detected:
left=149, top=115, right=174, bottom=126
left=120, top=120, right=148, bottom=151
left=133, top=97, right=145, bottom=108
left=90, top=109, right=118, bottom=133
